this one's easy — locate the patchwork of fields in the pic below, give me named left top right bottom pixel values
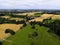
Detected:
left=0, top=24, right=23, bottom=40
left=3, top=24, right=60, bottom=45
left=0, top=13, right=60, bottom=45
left=29, top=14, right=60, bottom=22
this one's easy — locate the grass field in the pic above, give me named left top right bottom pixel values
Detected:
left=3, top=24, right=60, bottom=45
left=34, top=13, right=42, bottom=17
left=0, top=24, right=23, bottom=40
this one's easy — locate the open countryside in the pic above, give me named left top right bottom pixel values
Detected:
left=0, top=10, right=60, bottom=45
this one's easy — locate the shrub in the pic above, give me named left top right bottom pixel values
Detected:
left=31, top=42, right=35, bottom=45
left=16, top=20, right=25, bottom=24
left=31, top=26, right=35, bottom=29
left=32, top=32, right=38, bottom=37
left=0, top=42, right=2, bottom=45
left=5, top=29, right=15, bottom=35
left=23, top=23, right=27, bottom=27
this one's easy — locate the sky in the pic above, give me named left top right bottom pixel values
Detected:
left=0, top=0, right=60, bottom=9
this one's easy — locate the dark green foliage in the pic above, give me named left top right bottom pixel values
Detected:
left=23, top=23, right=27, bottom=27
left=31, top=25, right=35, bottom=29
left=0, top=18, right=5, bottom=24
left=5, top=29, right=15, bottom=35
left=16, top=20, right=25, bottom=24
left=28, top=32, right=38, bottom=38
left=32, top=32, right=38, bottom=37
left=47, top=20, right=60, bottom=36
left=30, top=21, right=36, bottom=26
left=10, top=20, right=16, bottom=24
left=0, top=42, right=2, bottom=45
left=10, top=15, right=26, bottom=18
left=31, top=42, right=35, bottom=45
left=0, top=13, right=5, bottom=16
left=25, top=16, right=34, bottom=21
left=20, top=27, right=23, bottom=29
left=37, top=22, right=43, bottom=26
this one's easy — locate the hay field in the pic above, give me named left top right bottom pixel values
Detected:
left=29, top=14, right=53, bottom=22
left=52, top=15, right=60, bottom=20
left=0, top=24, right=23, bottom=40
left=0, top=16, right=10, bottom=19
left=15, top=13, right=27, bottom=16
left=15, top=12, right=35, bottom=16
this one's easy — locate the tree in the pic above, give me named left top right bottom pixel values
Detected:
left=5, top=29, right=15, bottom=35
left=0, top=18, right=5, bottom=24
left=0, top=42, right=2, bottom=45
left=16, top=20, right=25, bottom=24
left=48, top=20, right=60, bottom=36
left=23, top=23, right=27, bottom=27
left=31, top=25, right=35, bottom=29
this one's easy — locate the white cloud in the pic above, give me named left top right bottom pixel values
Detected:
left=0, top=0, right=60, bottom=9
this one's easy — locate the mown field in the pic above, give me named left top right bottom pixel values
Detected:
left=3, top=24, right=60, bottom=45
left=34, top=13, right=42, bottom=17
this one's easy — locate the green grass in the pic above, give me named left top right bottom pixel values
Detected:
left=43, top=19, right=55, bottom=24
left=3, top=24, right=60, bottom=45
left=34, top=13, right=42, bottom=17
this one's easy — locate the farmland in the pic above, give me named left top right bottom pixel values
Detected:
left=0, top=24, right=23, bottom=40
left=3, top=24, right=60, bottom=45
left=0, top=11, right=60, bottom=45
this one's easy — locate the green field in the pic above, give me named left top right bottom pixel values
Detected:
left=34, top=13, right=42, bottom=17
left=3, top=24, right=60, bottom=45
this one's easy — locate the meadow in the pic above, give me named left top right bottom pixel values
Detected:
left=3, top=24, right=60, bottom=45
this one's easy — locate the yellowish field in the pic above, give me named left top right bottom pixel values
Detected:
left=0, top=24, right=23, bottom=40
left=52, top=15, right=60, bottom=20
left=29, top=14, right=53, bottom=22
left=10, top=18, right=24, bottom=21
left=15, top=12, right=35, bottom=16
left=0, top=16, right=10, bottom=19
left=29, top=14, right=60, bottom=22
left=0, top=13, right=60, bottom=40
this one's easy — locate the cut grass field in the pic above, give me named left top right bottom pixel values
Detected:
left=3, top=24, right=60, bottom=45
left=0, top=24, right=23, bottom=40
left=34, top=13, right=42, bottom=17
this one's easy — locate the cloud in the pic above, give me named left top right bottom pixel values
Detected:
left=0, top=0, right=60, bottom=9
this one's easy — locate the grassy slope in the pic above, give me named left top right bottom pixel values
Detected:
left=34, top=13, right=42, bottom=17
left=3, top=24, right=60, bottom=45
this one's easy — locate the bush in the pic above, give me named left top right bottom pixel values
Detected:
left=31, top=42, right=35, bottom=45
left=31, top=26, right=35, bottom=29
left=0, top=18, right=5, bottom=24
left=23, top=23, right=27, bottom=27
left=0, top=42, right=2, bottom=45
left=56, top=30, right=60, bottom=36
left=20, top=27, right=23, bottom=29
left=32, top=32, right=38, bottom=37
left=16, top=20, right=25, bottom=24
left=5, top=29, right=15, bottom=35
left=28, top=32, right=38, bottom=38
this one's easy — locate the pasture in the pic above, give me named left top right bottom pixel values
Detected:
left=3, top=24, right=60, bottom=45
